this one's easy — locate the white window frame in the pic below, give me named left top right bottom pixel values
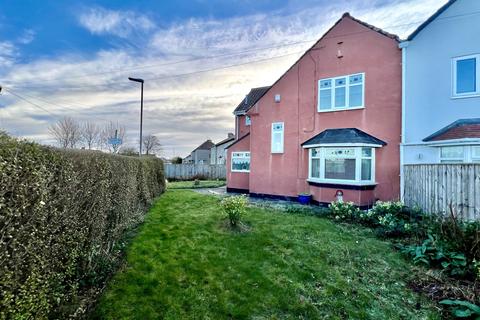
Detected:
left=245, top=115, right=251, bottom=126
left=231, top=151, right=250, bottom=172
left=439, top=146, right=465, bottom=163
left=307, top=146, right=376, bottom=186
left=472, top=146, right=480, bottom=163
left=452, top=54, right=480, bottom=98
left=317, top=72, right=365, bottom=112
left=271, top=122, right=284, bottom=154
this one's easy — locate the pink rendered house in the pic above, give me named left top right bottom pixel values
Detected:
left=226, top=13, right=402, bottom=207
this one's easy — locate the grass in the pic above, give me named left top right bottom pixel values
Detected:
left=92, top=190, right=440, bottom=319
left=167, top=179, right=226, bottom=189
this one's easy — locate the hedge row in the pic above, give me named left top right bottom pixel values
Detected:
left=0, top=134, right=165, bottom=319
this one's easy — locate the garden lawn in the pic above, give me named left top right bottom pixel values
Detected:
left=167, top=180, right=225, bottom=189
left=92, top=190, right=440, bottom=320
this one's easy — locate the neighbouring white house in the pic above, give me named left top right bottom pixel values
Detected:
left=210, top=133, right=235, bottom=165
left=401, top=0, right=480, bottom=184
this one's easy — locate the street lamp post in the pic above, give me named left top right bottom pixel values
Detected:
left=128, top=77, right=144, bottom=156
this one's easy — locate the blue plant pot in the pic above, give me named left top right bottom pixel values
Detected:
left=298, top=194, right=312, bottom=205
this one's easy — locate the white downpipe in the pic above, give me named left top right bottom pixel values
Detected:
left=399, top=41, right=409, bottom=202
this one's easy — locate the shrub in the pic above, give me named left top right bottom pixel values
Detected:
left=0, top=135, right=165, bottom=319
left=328, top=201, right=360, bottom=221
left=221, top=195, right=248, bottom=227
left=440, top=299, right=480, bottom=318
left=401, top=234, right=469, bottom=277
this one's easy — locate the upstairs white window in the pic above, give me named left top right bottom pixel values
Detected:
left=245, top=115, right=251, bottom=126
left=231, top=152, right=250, bottom=172
left=318, top=73, right=364, bottom=111
left=309, top=147, right=375, bottom=185
left=271, top=122, right=284, bottom=153
left=453, top=54, right=480, bottom=97
left=440, top=146, right=464, bottom=163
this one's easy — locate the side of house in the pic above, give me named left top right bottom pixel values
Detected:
left=227, top=13, right=402, bottom=207
left=402, top=0, right=480, bottom=172
left=211, top=133, right=235, bottom=164
left=189, top=139, right=215, bottom=164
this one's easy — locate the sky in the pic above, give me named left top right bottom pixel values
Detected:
left=0, top=0, right=447, bottom=157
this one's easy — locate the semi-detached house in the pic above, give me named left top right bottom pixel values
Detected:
left=227, top=13, right=402, bottom=207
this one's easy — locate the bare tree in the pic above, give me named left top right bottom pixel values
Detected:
left=49, top=117, right=81, bottom=148
left=81, top=121, right=100, bottom=150
left=142, top=134, right=162, bottom=155
left=101, top=121, right=126, bottom=153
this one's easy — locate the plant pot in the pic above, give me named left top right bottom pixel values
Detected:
left=298, top=194, right=312, bottom=205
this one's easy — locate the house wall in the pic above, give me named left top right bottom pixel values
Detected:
left=248, top=16, right=402, bottom=205
left=226, top=135, right=250, bottom=192
left=215, top=142, right=231, bottom=164
left=236, top=115, right=250, bottom=138
left=403, top=0, right=480, bottom=164
left=192, top=149, right=211, bottom=164
left=210, top=146, right=217, bottom=164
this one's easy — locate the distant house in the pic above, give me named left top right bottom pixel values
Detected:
left=183, top=154, right=192, bottom=164
left=401, top=0, right=480, bottom=193
left=210, top=133, right=235, bottom=164
left=189, top=139, right=215, bottom=164
left=226, top=13, right=402, bottom=207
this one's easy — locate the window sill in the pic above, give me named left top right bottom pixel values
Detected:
left=232, top=170, right=250, bottom=173
left=307, top=179, right=377, bottom=190
left=317, top=106, right=365, bottom=113
left=451, top=93, right=480, bottom=99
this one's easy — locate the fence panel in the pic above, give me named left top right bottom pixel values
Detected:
left=164, top=164, right=226, bottom=180
left=404, top=164, right=480, bottom=220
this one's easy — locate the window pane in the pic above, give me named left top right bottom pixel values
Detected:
left=361, top=159, right=372, bottom=181
left=232, top=158, right=250, bottom=171
left=456, top=58, right=476, bottom=94
left=272, top=132, right=282, bottom=152
left=320, top=79, right=332, bottom=88
left=334, top=86, right=346, bottom=108
left=335, top=78, right=346, bottom=86
left=362, top=147, right=372, bottom=157
left=311, top=158, right=320, bottom=178
left=349, top=74, right=363, bottom=84
left=473, top=146, right=480, bottom=158
left=319, top=89, right=332, bottom=110
left=440, top=146, right=464, bottom=158
left=349, top=84, right=363, bottom=107
left=325, top=159, right=356, bottom=180
left=311, top=148, right=320, bottom=157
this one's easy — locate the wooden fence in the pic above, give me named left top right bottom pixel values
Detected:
left=164, top=164, right=226, bottom=180
left=404, top=164, right=480, bottom=220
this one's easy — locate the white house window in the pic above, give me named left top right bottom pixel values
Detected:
left=271, top=122, right=284, bottom=153
left=439, top=146, right=464, bottom=163
left=453, top=54, right=480, bottom=97
left=472, top=146, right=480, bottom=162
left=245, top=115, right=251, bottom=126
left=318, top=73, right=364, bottom=111
left=231, top=152, right=250, bottom=172
left=309, top=147, right=375, bottom=185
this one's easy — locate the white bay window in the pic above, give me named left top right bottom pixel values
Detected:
left=308, top=147, right=375, bottom=185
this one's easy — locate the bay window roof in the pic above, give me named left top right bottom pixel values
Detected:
left=301, top=128, right=387, bottom=148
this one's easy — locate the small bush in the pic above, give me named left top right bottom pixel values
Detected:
left=221, top=195, right=248, bottom=227
left=328, top=201, right=360, bottom=221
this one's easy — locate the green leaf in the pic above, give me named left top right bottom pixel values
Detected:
left=453, top=309, right=473, bottom=318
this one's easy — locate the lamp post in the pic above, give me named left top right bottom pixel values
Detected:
left=128, top=77, right=144, bottom=156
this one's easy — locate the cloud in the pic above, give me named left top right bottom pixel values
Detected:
left=78, top=7, right=155, bottom=38
left=0, top=41, right=17, bottom=68
left=1, top=0, right=447, bottom=157
left=17, top=29, right=35, bottom=44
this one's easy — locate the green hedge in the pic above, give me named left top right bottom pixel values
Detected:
left=0, top=134, right=165, bottom=319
